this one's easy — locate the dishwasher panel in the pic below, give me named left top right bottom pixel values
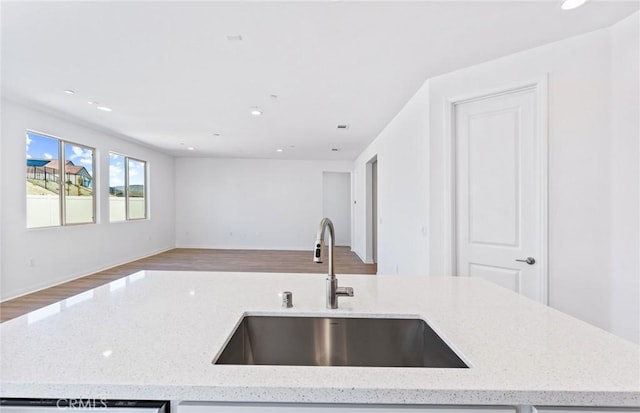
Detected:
left=0, top=399, right=168, bottom=413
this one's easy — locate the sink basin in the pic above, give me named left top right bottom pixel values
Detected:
left=214, top=316, right=468, bottom=368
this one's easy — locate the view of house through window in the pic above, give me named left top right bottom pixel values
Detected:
left=64, top=142, right=95, bottom=224
left=26, top=131, right=95, bottom=228
left=109, top=152, right=147, bottom=221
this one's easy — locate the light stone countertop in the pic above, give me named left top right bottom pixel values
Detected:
left=1, top=271, right=639, bottom=407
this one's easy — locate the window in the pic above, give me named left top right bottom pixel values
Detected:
left=26, top=131, right=95, bottom=228
left=109, top=152, right=147, bottom=221
left=108, top=153, right=126, bottom=221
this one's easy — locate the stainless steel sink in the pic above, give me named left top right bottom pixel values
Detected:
left=214, top=316, right=468, bottom=368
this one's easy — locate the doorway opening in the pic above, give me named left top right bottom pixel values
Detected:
left=366, top=156, right=378, bottom=264
left=322, top=172, right=352, bottom=247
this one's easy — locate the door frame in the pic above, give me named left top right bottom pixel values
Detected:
left=442, top=76, right=549, bottom=304
left=365, top=155, right=378, bottom=264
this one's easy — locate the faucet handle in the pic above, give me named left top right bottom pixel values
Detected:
left=280, top=291, right=293, bottom=308
left=336, top=286, right=354, bottom=297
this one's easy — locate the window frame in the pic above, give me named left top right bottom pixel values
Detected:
left=26, top=129, right=97, bottom=229
left=109, top=152, right=148, bottom=222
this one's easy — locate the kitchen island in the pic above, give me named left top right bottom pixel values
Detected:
left=1, top=271, right=639, bottom=409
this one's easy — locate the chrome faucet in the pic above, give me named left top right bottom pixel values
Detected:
left=314, top=217, right=354, bottom=309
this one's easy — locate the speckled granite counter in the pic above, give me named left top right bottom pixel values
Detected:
left=1, top=271, right=639, bottom=407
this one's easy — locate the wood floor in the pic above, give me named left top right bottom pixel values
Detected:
left=0, top=247, right=376, bottom=323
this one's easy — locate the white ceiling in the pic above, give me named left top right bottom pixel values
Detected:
left=2, top=1, right=638, bottom=160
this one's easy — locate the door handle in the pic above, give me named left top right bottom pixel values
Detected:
left=515, top=257, right=536, bottom=265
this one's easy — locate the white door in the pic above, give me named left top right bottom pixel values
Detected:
left=455, top=87, right=546, bottom=302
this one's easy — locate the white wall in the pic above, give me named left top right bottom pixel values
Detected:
left=428, top=20, right=640, bottom=342
left=175, top=158, right=352, bottom=250
left=0, top=99, right=3, bottom=289
left=322, top=172, right=351, bottom=247
left=352, top=84, right=430, bottom=275
left=609, top=13, right=640, bottom=343
left=352, top=16, right=639, bottom=342
left=0, top=99, right=176, bottom=300
left=429, top=28, right=614, bottom=332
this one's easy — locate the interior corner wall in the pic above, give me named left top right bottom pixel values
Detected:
left=352, top=17, right=639, bottom=342
left=174, top=158, right=352, bottom=250
left=609, top=12, right=640, bottom=344
left=352, top=84, right=430, bottom=275
left=0, top=99, right=176, bottom=301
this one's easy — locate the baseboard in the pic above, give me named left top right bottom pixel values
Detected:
left=173, top=244, right=313, bottom=251
left=174, top=244, right=353, bottom=251
left=1, top=246, right=173, bottom=302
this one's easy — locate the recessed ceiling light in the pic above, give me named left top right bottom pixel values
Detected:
left=88, top=101, right=97, bottom=105
left=226, top=34, right=243, bottom=41
left=337, top=124, right=349, bottom=129
left=96, top=105, right=112, bottom=112
left=561, top=0, right=588, bottom=10
left=187, top=147, right=195, bottom=151
left=213, top=132, right=221, bottom=137
left=276, top=149, right=284, bottom=153
left=270, top=94, right=278, bottom=99
left=251, top=108, right=263, bottom=116
left=64, top=89, right=75, bottom=95
left=331, top=148, right=340, bottom=152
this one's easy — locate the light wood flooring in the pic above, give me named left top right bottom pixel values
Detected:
left=0, top=247, right=376, bottom=322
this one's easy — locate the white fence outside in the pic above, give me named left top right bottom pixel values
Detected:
left=27, top=195, right=61, bottom=228
left=66, top=196, right=94, bottom=224
left=27, top=195, right=145, bottom=227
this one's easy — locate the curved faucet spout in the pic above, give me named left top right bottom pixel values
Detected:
left=313, top=217, right=353, bottom=309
